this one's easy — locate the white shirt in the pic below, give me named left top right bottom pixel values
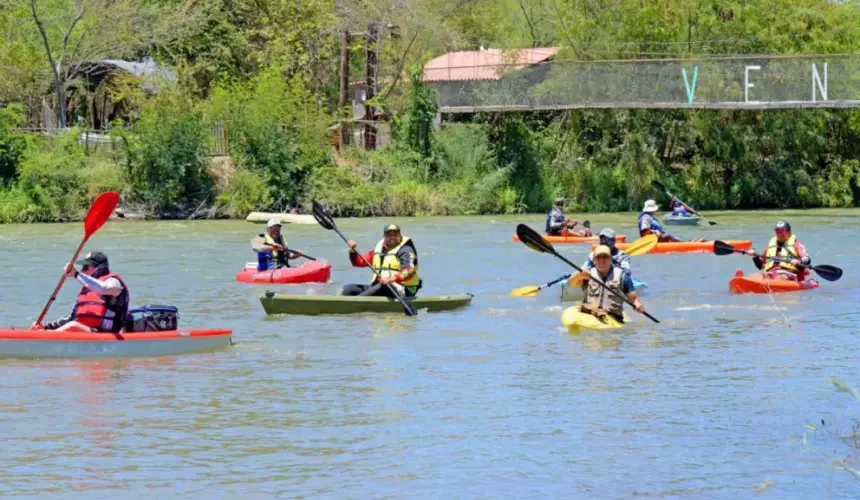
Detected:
left=77, top=273, right=122, bottom=296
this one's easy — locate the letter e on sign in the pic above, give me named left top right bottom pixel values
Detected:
left=745, top=66, right=761, bottom=103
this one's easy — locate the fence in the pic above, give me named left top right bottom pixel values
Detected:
left=18, top=121, right=231, bottom=156
left=427, top=54, right=860, bottom=112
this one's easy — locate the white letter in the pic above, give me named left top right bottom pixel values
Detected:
left=812, top=63, right=828, bottom=102
left=745, top=65, right=761, bottom=103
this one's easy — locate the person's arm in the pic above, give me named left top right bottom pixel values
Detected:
left=622, top=272, right=645, bottom=312
left=44, top=312, right=73, bottom=330
left=251, top=235, right=270, bottom=253
left=549, top=210, right=567, bottom=231
left=349, top=248, right=375, bottom=268
left=617, top=252, right=631, bottom=272
left=77, top=273, right=122, bottom=296
left=391, top=243, right=418, bottom=283
left=286, top=249, right=304, bottom=260
left=793, top=241, right=811, bottom=266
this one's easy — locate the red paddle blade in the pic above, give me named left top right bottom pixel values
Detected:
left=84, top=191, right=119, bottom=239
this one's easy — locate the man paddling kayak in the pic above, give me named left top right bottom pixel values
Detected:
left=32, top=251, right=130, bottom=333
left=568, top=228, right=631, bottom=288
left=579, top=245, right=645, bottom=323
left=669, top=198, right=693, bottom=217
left=251, top=219, right=305, bottom=270
left=744, top=220, right=811, bottom=281
left=342, top=224, right=422, bottom=297
left=546, top=197, right=592, bottom=237
left=639, top=199, right=705, bottom=242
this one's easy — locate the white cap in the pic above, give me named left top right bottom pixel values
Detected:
left=643, top=199, right=659, bottom=212
left=267, top=218, right=282, bottom=228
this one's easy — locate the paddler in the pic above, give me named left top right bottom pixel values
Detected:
left=32, top=251, right=130, bottom=333
left=251, top=219, right=304, bottom=270
left=546, top=197, right=592, bottom=237
left=342, top=224, right=422, bottom=297
left=639, top=199, right=705, bottom=242
left=579, top=245, right=645, bottom=323
left=569, top=228, right=631, bottom=288
left=669, top=198, right=693, bottom=217
left=744, top=220, right=811, bottom=281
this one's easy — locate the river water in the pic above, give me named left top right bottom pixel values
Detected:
left=0, top=210, right=858, bottom=498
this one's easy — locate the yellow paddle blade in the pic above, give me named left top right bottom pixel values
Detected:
left=510, top=285, right=540, bottom=297
left=568, top=272, right=588, bottom=287
left=625, top=234, right=659, bottom=256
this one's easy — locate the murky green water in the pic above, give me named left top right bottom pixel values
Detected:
left=0, top=209, right=858, bottom=497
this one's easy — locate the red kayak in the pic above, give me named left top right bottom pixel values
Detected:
left=728, top=269, right=820, bottom=294
left=0, top=329, right=233, bottom=358
left=235, top=260, right=331, bottom=284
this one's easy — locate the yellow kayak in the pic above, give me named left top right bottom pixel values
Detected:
left=561, top=305, right=628, bottom=333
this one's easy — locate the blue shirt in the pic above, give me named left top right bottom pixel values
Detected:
left=638, top=212, right=663, bottom=236
left=545, top=206, right=566, bottom=234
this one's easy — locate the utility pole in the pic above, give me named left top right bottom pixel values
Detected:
left=338, top=29, right=350, bottom=151
left=363, top=22, right=380, bottom=150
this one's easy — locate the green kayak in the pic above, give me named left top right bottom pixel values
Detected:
left=260, top=292, right=474, bottom=315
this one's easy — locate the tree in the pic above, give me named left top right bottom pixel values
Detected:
left=9, top=0, right=193, bottom=128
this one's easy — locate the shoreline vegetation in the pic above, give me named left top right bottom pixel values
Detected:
left=2, top=2, right=860, bottom=223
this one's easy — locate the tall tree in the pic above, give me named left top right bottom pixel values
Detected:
left=8, top=0, right=193, bottom=128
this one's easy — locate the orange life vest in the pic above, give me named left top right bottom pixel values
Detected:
left=73, top=273, right=130, bottom=332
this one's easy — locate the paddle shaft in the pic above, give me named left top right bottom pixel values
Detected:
left=549, top=251, right=660, bottom=323
left=288, top=250, right=316, bottom=261
left=332, top=229, right=416, bottom=315
left=34, top=238, right=87, bottom=326
left=539, top=274, right=571, bottom=291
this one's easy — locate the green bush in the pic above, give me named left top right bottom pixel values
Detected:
left=205, top=68, right=332, bottom=209
left=215, top=167, right=270, bottom=217
left=119, top=90, right=213, bottom=209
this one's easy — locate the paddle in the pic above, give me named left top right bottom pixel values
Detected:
left=650, top=180, right=717, bottom=226
left=510, top=274, right=571, bottom=297
left=509, top=234, right=659, bottom=297
left=516, top=224, right=659, bottom=323
left=311, top=201, right=417, bottom=316
left=288, top=250, right=317, bottom=261
left=33, top=191, right=120, bottom=328
left=713, top=240, right=843, bottom=282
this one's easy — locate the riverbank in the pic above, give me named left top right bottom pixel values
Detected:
left=3, top=101, right=860, bottom=223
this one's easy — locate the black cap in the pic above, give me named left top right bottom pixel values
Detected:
left=76, top=251, right=108, bottom=268
left=775, top=220, right=791, bottom=232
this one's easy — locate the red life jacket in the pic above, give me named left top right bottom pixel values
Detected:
left=73, top=272, right=130, bottom=332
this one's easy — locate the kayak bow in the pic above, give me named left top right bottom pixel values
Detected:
left=728, top=269, right=820, bottom=295
left=561, top=305, right=629, bottom=333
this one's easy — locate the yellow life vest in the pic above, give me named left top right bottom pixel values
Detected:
left=764, top=235, right=798, bottom=272
left=371, top=236, right=420, bottom=287
left=264, top=232, right=288, bottom=266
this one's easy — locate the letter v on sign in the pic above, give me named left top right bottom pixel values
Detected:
left=682, top=65, right=699, bottom=104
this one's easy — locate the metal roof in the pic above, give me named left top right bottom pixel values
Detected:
left=422, top=47, right=560, bottom=82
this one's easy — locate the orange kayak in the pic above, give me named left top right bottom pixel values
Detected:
left=728, top=269, right=819, bottom=294
left=594, top=239, right=751, bottom=254
left=513, top=234, right=627, bottom=244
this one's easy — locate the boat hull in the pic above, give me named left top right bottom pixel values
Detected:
left=260, top=293, right=474, bottom=315
left=0, top=329, right=233, bottom=358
